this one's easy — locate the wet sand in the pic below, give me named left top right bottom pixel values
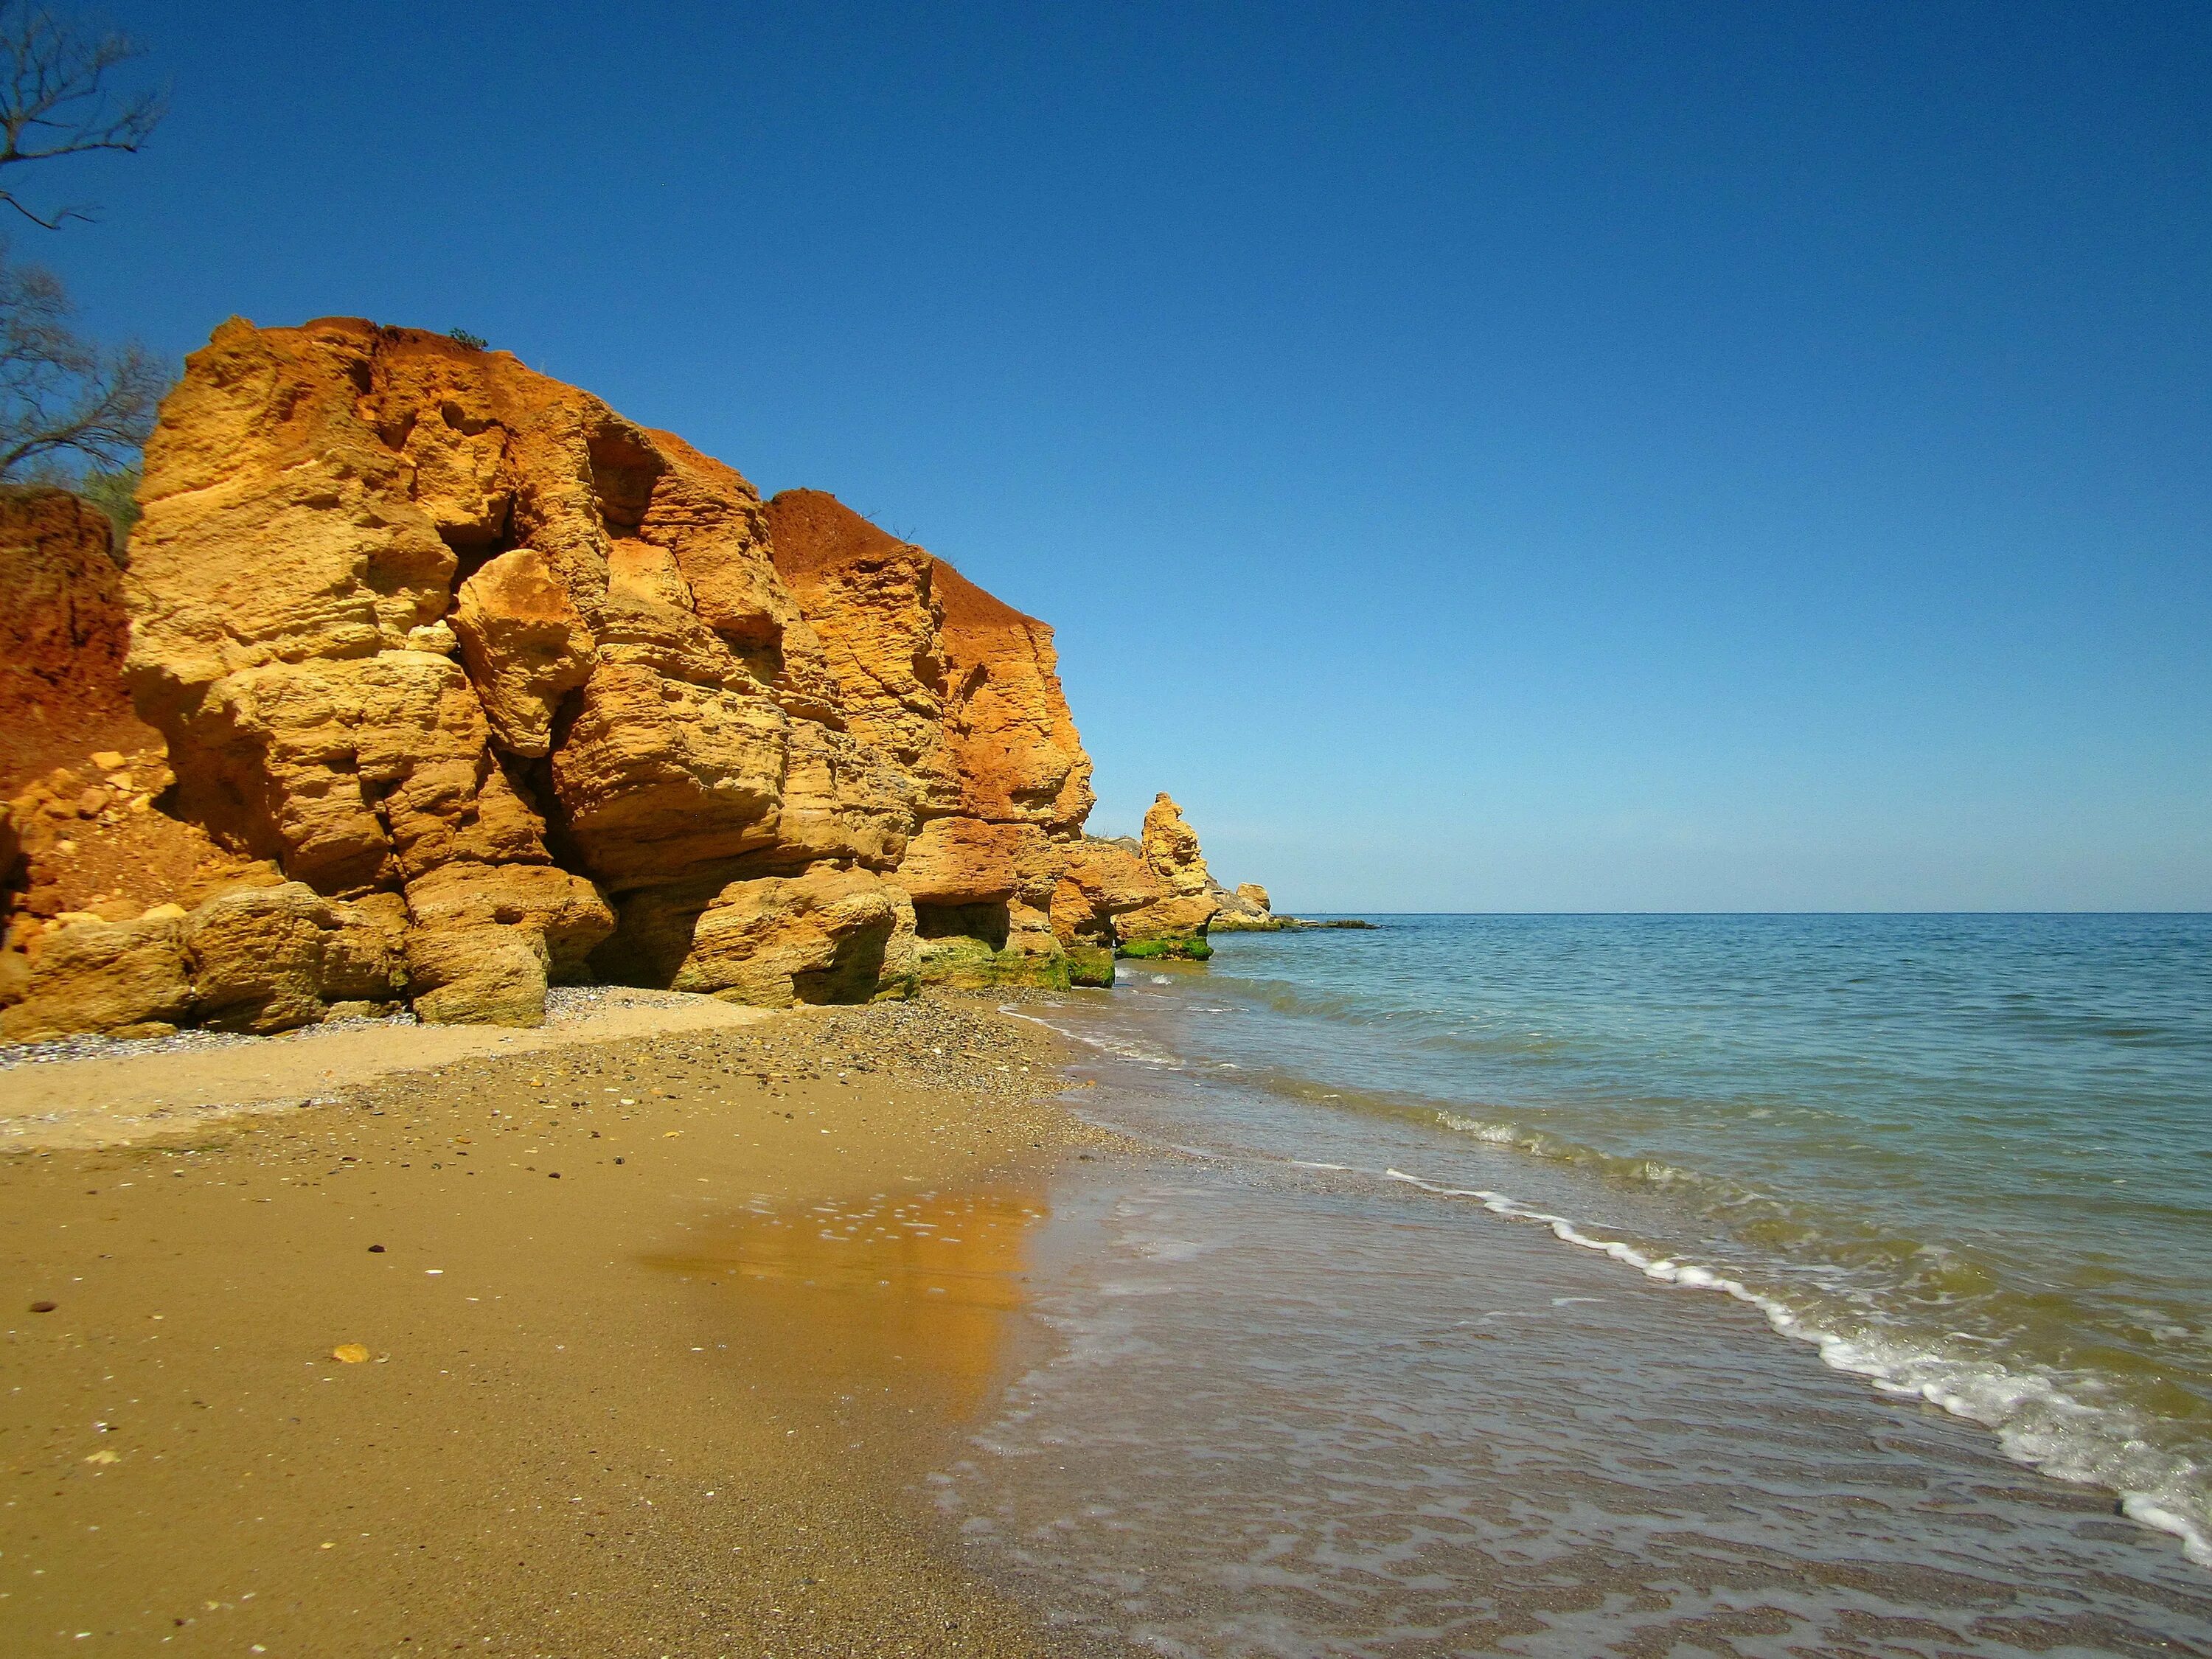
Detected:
left=0, top=995, right=1116, bottom=1656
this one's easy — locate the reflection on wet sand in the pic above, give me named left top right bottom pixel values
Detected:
left=647, top=1186, right=1048, bottom=1423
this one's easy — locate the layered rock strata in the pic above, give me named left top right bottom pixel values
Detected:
left=1, top=879, right=407, bottom=1043
left=0, top=316, right=1182, bottom=1037
left=762, top=490, right=1099, bottom=990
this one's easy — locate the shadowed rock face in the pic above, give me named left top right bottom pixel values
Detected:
left=0, top=490, right=159, bottom=794
left=66, top=316, right=1114, bottom=1027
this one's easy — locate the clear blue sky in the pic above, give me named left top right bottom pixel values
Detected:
left=41, top=1, right=2212, bottom=911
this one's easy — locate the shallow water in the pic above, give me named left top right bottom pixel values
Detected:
left=937, top=914, right=2212, bottom=1655
left=647, top=1184, right=1050, bottom=1423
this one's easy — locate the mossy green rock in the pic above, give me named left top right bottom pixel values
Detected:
left=914, top=935, right=1077, bottom=990
left=1066, top=945, right=1116, bottom=987
left=1117, top=934, right=1213, bottom=962
left=868, top=971, right=920, bottom=1002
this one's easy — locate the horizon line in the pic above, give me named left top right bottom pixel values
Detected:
left=1272, top=909, right=2212, bottom=918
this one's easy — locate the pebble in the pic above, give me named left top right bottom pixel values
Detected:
left=0, top=1011, right=421, bottom=1071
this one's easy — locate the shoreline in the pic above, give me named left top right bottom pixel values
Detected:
left=1047, top=922, right=2212, bottom=1578
left=952, top=976, right=2212, bottom=1649
left=0, top=993, right=1119, bottom=1655
left=10, top=925, right=2204, bottom=1654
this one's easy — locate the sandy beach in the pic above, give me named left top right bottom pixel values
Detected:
left=0, top=994, right=1114, bottom=1656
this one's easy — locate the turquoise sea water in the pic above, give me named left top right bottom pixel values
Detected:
left=957, top=914, right=2212, bottom=1652
left=1122, top=915, right=2212, bottom=1560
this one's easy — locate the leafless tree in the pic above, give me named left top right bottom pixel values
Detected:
left=0, top=242, right=161, bottom=480
left=0, top=2, right=163, bottom=229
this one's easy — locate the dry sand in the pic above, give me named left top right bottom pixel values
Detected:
left=0, top=988, right=782, bottom=1151
left=0, top=995, right=1119, bottom=1656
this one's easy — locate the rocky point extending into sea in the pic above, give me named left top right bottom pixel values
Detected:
left=0, top=316, right=1291, bottom=1045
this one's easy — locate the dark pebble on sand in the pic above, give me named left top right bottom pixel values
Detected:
left=29, top=1301, right=56, bottom=1312
left=368, top=1244, right=385, bottom=1252
left=549, top=1172, right=560, bottom=1178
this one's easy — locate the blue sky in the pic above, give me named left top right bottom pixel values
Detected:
left=39, top=1, right=2212, bottom=910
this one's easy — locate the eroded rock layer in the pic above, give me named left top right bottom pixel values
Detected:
left=764, top=488, right=1096, bottom=988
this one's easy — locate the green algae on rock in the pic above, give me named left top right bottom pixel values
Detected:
left=1118, top=935, right=1213, bottom=962
left=1066, top=945, right=1116, bottom=987
left=915, top=934, right=1079, bottom=991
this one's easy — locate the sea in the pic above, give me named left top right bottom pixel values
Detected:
left=932, top=914, right=2212, bottom=1655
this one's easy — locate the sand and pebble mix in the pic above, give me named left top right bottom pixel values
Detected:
left=0, top=990, right=1124, bottom=1656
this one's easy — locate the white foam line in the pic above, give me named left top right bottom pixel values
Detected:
left=1382, top=1166, right=2212, bottom=1569
left=1004, top=1007, right=1181, bottom=1070
left=990, top=1005, right=2212, bottom=1571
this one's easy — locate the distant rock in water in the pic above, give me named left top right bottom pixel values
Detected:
left=1209, top=880, right=1277, bottom=932
left=1065, top=799, right=1380, bottom=953
left=1208, top=872, right=1380, bottom=934
left=0, top=316, right=1242, bottom=1039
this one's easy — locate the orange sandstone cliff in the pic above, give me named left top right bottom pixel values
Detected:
left=0, top=317, right=1206, bottom=1038
left=763, top=489, right=1105, bottom=984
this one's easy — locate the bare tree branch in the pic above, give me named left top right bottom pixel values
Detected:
left=0, top=240, right=164, bottom=479
left=0, top=3, right=164, bottom=229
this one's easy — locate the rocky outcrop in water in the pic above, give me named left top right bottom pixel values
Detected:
left=1088, top=793, right=1222, bottom=961
left=1208, top=880, right=1280, bottom=931
left=0, top=317, right=1153, bottom=1037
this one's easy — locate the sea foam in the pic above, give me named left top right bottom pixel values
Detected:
left=1381, top=1165, right=2212, bottom=1567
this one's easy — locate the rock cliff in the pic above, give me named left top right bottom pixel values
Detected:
left=0, top=316, right=1170, bottom=1038
left=762, top=489, right=1097, bottom=987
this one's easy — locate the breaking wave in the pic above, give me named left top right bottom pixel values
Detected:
left=1380, top=1164, right=2212, bottom=1568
